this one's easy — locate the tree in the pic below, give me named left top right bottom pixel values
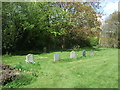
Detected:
left=2, top=2, right=101, bottom=54
left=99, top=11, right=119, bottom=48
left=57, top=2, right=101, bottom=48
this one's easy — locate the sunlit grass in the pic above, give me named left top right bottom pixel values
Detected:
left=2, top=48, right=118, bottom=88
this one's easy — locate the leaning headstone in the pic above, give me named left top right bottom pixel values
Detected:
left=54, top=53, right=60, bottom=61
left=90, top=50, right=95, bottom=56
left=82, top=50, right=86, bottom=57
left=25, top=54, right=35, bottom=64
left=70, top=51, right=76, bottom=58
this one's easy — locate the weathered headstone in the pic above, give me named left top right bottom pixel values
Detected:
left=90, top=50, right=95, bottom=56
left=54, top=53, right=60, bottom=61
left=82, top=50, right=86, bottom=56
left=25, top=54, right=35, bottom=64
left=43, top=47, right=47, bottom=53
left=70, top=51, right=76, bottom=58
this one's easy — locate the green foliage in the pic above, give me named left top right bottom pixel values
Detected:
left=90, top=37, right=99, bottom=46
left=100, top=11, right=119, bottom=48
left=13, top=62, right=25, bottom=70
left=12, top=62, right=41, bottom=72
left=3, top=73, right=36, bottom=88
left=2, top=2, right=101, bottom=54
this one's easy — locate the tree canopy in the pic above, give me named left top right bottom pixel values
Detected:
left=2, top=2, right=101, bottom=54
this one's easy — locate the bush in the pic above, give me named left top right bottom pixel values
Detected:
left=90, top=37, right=99, bottom=46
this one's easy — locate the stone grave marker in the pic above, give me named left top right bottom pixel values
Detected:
left=90, top=50, right=95, bottom=56
left=70, top=51, right=76, bottom=58
left=54, top=53, right=60, bottom=61
left=43, top=47, right=47, bottom=53
left=25, top=54, right=35, bottom=64
left=82, top=50, right=86, bottom=57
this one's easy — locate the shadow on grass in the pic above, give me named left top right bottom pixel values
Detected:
left=50, top=46, right=104, bottom=53
left=8, top=46, right=104, bottom=56
left=11, top=50, right=43, bottom=55
left=57, top=56, right=88, bottom=63
left=52, top=54, right=96, bottom=63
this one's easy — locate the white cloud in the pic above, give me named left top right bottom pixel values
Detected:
left=98, top=0, right=119, bottom=25
left=104, top=2, right=118, bottom=15
left=102, top=1, right=118, bottom=20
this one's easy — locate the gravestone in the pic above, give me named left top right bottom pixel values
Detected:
left=90, top=50, right=95, bottom=56
left=82, top=50, right=86, bottom=57
left=54, top=53, right=60, bottom=61
left=70, top=51, right=76, bottom=58
left=43, top=47, right=47, bottom=53
left=25, top=54, right=35, bottom=64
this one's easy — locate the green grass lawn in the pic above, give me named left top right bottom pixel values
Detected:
left=2, top=48, right=118, bottom=88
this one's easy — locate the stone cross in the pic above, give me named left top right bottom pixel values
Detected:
left=25, top=54, right=35, bottom=64
left=82, top=50, right=86, bottom=57
left=70, top=51, right=76, bottom=58
left=54, top=53, right=60, bottom=61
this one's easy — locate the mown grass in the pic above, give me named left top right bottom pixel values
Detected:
left=2, top=48, right=118, bottom=88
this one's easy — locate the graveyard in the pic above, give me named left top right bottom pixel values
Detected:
left=2, top=47, right=118, bottom=88
left=1, top=2, right=119, bottom=89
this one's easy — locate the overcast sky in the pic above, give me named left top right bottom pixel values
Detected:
left=100, top=0, right=119, bottom=21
